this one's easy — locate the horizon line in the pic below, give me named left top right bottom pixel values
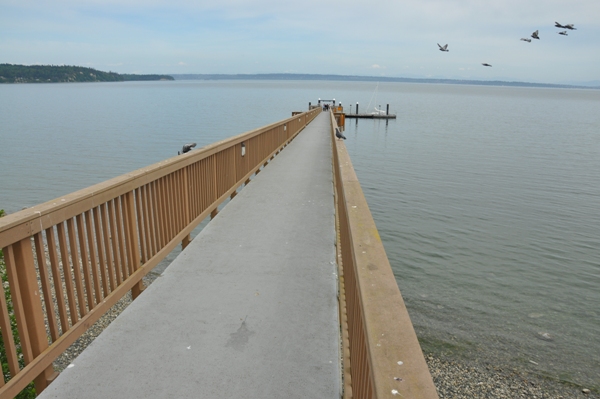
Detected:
left=168, top=72, right=600, bottom=89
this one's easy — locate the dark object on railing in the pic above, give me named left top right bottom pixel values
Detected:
left=179, top=143, right=197, bottom=155
left=335, top=128, right=346, bottom=140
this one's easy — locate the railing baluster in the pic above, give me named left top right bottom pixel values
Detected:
left=93, top=207, right=110, bottom=299
left=173, top=171, right=183, bottom=237
left=75, top=214, right=94, bottom=310
left=56, top=222, right=79, bottom=324
left=135, top=187, right=148, bottom=263
left=152, top=180, right=163, bottom=250
left=66, top=218, right=87, bottom=317
left=33, top=233, right=60, bottom=342
left=162, top=177, right=171, bottom=242
left=188, top=163, right=196, bottom=219
left=124, top=191, right=144, bottom=299
left=182, top=167, right=191, bottom=249
left=199, top=162, right=205, bottom=214
left=158, top=178, right=168, bottom=247
left=100, top=203, right=116, bottom=293
left=114, top=197, right=129, bottom=281
left=211, top=155, right=219, bottom=217
left=46, top=227, right=69, bottom=333
left=84, top=210, right=102, bottom=304
left=144, top=183, right=155, bottom=253
left=174, top=171, right=183, bottom=232
left=107, top=200, right=124, bottom=287
left=144, top=184, right=157, bottom=258
left=166, top=174, right=176, bottom=240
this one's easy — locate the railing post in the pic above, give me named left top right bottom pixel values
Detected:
left=8, top=240, right=57, bottom=393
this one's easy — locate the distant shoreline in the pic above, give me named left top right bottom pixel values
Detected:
left=0, top=64, right=174, bottom=84
left=1, top=63, right=596, bottom=89
left=170, top=73, right=600, bottom=90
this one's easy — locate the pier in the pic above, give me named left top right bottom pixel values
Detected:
left=0, top=108, right=436, bottom=398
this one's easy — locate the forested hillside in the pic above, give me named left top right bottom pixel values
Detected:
left=0, top=64, right=174, bottom=83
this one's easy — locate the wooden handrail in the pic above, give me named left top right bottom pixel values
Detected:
left=0, top=108, right=320, bottom=398
left=330, top=112, right=439, bottom=399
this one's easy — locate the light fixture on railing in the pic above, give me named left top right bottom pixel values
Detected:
left=241, top=142, right=246, bottom=157
left=284, top=124, right=287, bottom=131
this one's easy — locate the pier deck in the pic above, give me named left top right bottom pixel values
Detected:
left=38, top=113, right=340, bottom=398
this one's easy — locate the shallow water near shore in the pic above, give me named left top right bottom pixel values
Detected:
left=1, top=80, right=599, bottom=391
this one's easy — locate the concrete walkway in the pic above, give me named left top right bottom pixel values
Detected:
left=39, top=112, right=340, bottom=398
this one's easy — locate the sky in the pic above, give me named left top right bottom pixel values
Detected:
left=1, top=0, right=599, bottom=85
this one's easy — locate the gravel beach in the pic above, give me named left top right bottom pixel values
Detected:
left=426, top=354, right=598, bottom=399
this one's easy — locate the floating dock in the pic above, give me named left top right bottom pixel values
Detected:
left=312, top=101, right=396, bottom=120
left=345, top=113, right=396, bottom=119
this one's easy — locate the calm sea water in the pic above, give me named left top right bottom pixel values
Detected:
left=1, top=80, right=599, bottom=388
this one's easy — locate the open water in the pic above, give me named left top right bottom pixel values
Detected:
left=1, top=80, right=599, bottom=389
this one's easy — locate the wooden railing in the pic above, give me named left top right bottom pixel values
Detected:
left=330, top=112, right=439, bottom=399
left=0, top=108, right=320, bottom=398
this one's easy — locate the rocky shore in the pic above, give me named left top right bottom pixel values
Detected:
left=426, top=354, right=598, bottom=399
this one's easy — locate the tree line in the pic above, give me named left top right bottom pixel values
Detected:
left=0, top=64, right=174, bottom=83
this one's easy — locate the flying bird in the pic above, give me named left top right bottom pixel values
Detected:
left=482, top=63, right=492, bottom=67
left=531, top=30, right=540, bottom=39
left=335, top=128, right=347, bottom=140
left=178, top=143, right=197, bottom=155
left=558, top=31, right=568, bottom=36
left=437, top=43, right=449, bottom=52
left=520, top=38, right=532, bottom=42
left=555, top=22, right=576, bottom=30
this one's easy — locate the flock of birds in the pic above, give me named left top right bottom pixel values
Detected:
left=180, top=21, right=580, bottom=148
left=437, top=21, right=577, bottom=68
